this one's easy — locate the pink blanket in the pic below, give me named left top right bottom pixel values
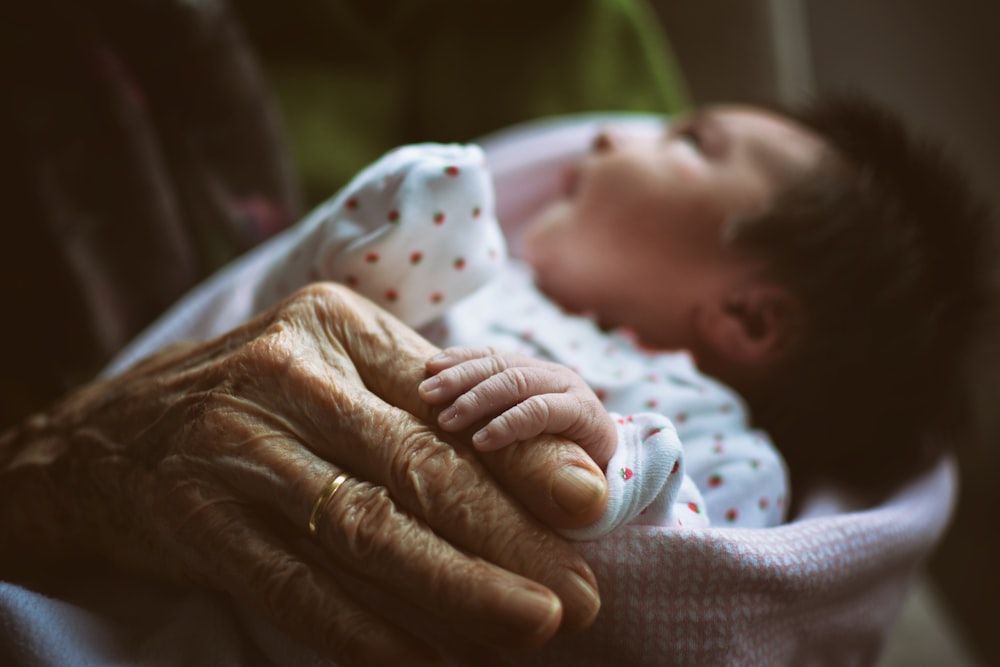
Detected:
left=524, top=456, right=956, bottom=665
left=0, top=455, right=955, bottom=666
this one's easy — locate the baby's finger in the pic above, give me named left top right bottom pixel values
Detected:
left=420, top=350, right=541, bottom=406
left=419, top=351, right=507, bottom=405
left=435, top=365, right=573, bottom=432
left=423, top=346, right=502, bottom=374
left=473, top=393, right=585, bottom=451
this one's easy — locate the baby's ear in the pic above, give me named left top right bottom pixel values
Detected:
left=696, top=283, right=803, bottom=371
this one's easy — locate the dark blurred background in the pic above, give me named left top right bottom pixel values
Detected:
left=647, top=2, right=1000, bottom=665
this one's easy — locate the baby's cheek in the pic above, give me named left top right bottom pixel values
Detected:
left=665, top=140, right=707, bottom=175
left=521, top=201, right=572, bottom=259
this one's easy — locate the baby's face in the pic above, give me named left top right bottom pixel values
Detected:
left=522, top=106, right=826, bottom=350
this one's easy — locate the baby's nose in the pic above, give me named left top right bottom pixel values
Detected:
left=591, top=127, right=621, bottom=154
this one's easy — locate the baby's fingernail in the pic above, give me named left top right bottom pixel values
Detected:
left=552, top=465, right=606, bottom=515
left=439, top=406, right=457, bottom=425
left=429, top=352, right=452, bottom=365
left=472, top=428, right=490, bottom=448
left=419, top=376, right=441, bottom=396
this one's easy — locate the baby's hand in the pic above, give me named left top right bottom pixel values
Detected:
left=419, top=346, right=617, bottom=469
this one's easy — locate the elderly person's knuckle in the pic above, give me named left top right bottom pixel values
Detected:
left=385, top=429, right=501, bottom=550
left=388, top=429, right=465, bottom=508
left=292, top=280, right=354, bottom=307
left=220, top=325, right=298, bottom=379
left=271, top=282, right=357, bottom=332
left=332, top=483, right=408, bottom=562
left=243, top=327, right=353, bottom=400
left=252, top=554, right=316, bottom=610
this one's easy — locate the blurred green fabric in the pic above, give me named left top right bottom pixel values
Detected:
left=234, top=0, right=691, bottom=205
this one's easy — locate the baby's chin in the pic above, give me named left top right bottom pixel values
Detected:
left=561, top=163, right=580, bottom=199
left=531, top=269, right=580, bottom=313
left=532, top=271, right=617, bottom=330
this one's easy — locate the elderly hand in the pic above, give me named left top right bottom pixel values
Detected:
left=0, top=283, right=607, bottom=666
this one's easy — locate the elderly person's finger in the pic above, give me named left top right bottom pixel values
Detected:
left=182, top=472, right=562, bottom=663
left=303, top=474, right=564, bottom=647
left=203, top=424, right=567, bottom=650
left=172, top=500, right=444, bottom=667
left=480, top=434, right=610, bottom=530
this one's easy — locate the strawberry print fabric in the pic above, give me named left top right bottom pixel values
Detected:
left=256, top=143, right=508, bottom=330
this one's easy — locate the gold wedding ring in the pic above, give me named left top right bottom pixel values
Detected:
left=308, top=472, right=350, bottom=537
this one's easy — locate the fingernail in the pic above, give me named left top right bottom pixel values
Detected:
left=552, top=465, right=606, bottom=515
left=429, top=352, right=452, bottom=364
left=499, top=586, right=561, bottom=643
left=419, top=376, right=441, bottom=395
left=472, top=428, right=489, bottom=447
left=439, top=406, right=457, bottom=425
left=558, top=570, right=601, bottom=633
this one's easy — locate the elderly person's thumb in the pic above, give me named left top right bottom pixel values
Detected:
left=478, top=435, right=610, bottom=530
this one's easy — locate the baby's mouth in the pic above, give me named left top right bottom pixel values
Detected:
left=561, top=165, right=580, bottom=198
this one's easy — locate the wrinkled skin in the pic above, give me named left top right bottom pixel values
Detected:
left=0, top=283, right=607, bottom=666
left=421, top=346, right=619, bottom=469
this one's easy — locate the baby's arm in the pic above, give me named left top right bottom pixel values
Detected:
left=419, top=346, right=617, bottom=468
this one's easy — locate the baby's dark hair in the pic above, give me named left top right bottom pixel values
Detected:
left=732, top=95, right=998, bottom=497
